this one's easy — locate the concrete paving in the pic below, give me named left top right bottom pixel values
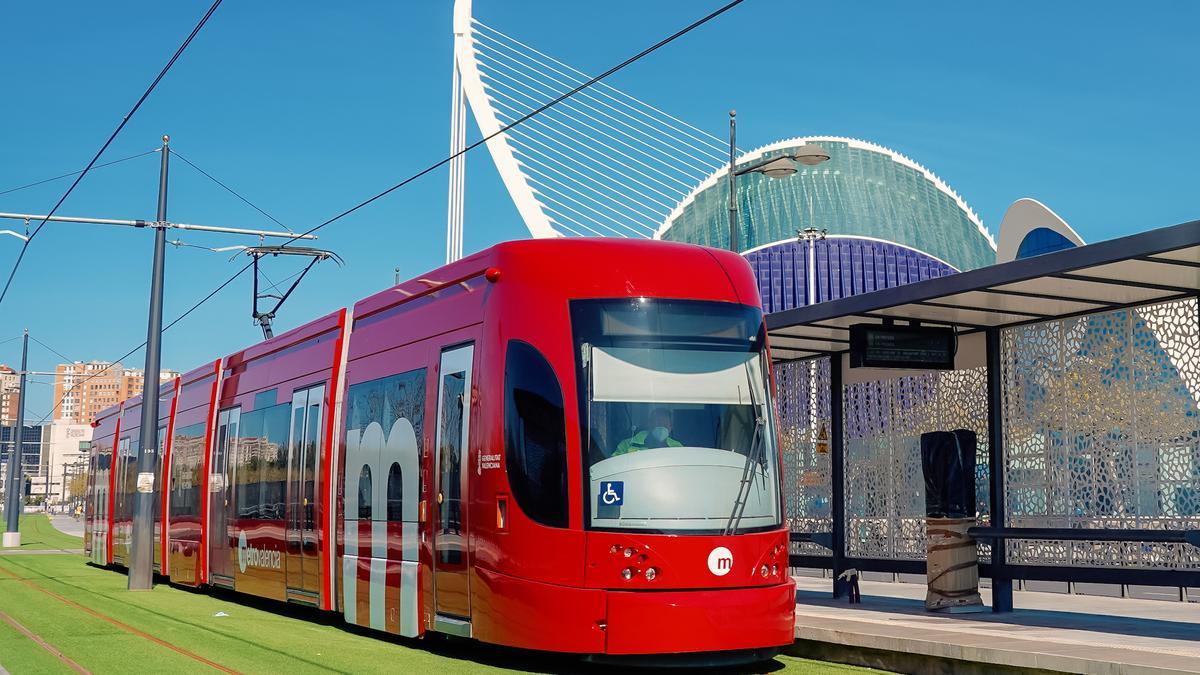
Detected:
left=48, top=515, right=84, bottom=538
left=794, top=576, right=1200, bottom=674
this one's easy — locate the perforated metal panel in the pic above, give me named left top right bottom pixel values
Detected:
left=842, top=368, right=989, bottom=560
left=774, top=357, right=832, bottom=557
left=1002, top=297, right=1200, bottom=570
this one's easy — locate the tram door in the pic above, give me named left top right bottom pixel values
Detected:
left=209, top=407, right=240, bottom=584
left=433, top=345, right=474, bottom=621
left=285, top=384, right=324, bottom=603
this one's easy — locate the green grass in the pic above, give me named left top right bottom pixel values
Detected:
left=0, top=514, right=84, bottom=551
left=0, top=514, right=880, bottom=674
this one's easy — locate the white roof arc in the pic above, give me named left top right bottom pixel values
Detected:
left=655, top=135, right=997, bottom=251
left=995, top=197, right=1085, bottom=263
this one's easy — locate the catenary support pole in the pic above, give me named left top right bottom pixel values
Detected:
left=986, top=327, right=1013, bottom=612
left=2, top=330, right=28, bottom=547
left=129, top=135, right=170, bottom=590
left=830, top=352, right=846, bottom=598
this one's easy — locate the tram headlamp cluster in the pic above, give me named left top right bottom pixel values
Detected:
left=611, top=544, right=659, bottom=582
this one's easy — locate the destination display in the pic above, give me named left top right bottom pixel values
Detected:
left=849, top=323, right=956, bottom=370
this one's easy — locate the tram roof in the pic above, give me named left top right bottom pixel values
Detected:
left=766, top=218, right=1200, bottom=361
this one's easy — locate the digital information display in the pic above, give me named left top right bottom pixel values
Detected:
left=849, top=323, right=956, bottom=370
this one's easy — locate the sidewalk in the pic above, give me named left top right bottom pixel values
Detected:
left=793, top=576, right=1200, bottom=674
left=48, top=514, right=84, bottom=538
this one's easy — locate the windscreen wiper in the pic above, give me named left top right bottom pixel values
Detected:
left=723, top=361, right=766, bottom=535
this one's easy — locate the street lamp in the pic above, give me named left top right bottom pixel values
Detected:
left=727, top=110, right=830, bottom=252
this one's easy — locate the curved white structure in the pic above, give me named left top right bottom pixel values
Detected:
left=995, top=198, right=1085, bottom=263
left=449, top=0, right=555, bottom=263
left=446, top=0, right=729, bottom=261
left=657, top=136, right=994, bottom=249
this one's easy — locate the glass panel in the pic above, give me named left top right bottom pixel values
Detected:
left=304, top=400, right=321, bottom=531
left=357, top=465, right=372, bottom=520
left=290, top=403, right=305, bottom=531
left=504, top=341, right=567, bottom=527
left=387, top=463, right=403, bottom=522
left=572, top=299, right=780, bottom=534
left=235, top=403, right=289, bottom=521
left=169, top=422, right=207, bottom=518
left=438, top=371, right=466, bottom=562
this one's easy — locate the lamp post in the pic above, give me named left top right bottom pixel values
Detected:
left=798, top=227, right=827, bottom=306
left=727, top=111, right=830, bottom=253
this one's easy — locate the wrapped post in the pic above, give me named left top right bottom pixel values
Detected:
left=920, top=429, right=983, bottom=611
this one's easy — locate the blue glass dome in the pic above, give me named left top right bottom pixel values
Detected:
left=746, top=237, right=956, bottom=314
left=1015, top=227, right=1078, bottom=259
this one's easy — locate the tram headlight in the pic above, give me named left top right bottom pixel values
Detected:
left=644, top=567, right=657, bottom=581
left=760, top=565, right=769, bottom=578
left=771, top=564, right=778, bottom=576
left=621, top=568, right=633, bottom=581
left=623, top=547, right=635, bottom=558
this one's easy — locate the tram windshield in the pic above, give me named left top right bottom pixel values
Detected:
left=572, top=298, right=781, bottom=534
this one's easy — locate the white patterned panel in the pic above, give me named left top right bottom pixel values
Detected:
left=1002, top=298, right=1200, bottom=570
left=774, top=357, right=832, bottom=557
left=843, top=368, right=989, bottom=561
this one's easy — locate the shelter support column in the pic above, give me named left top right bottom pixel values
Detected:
left=830, top=353, right=847, bottom=598
left=986, top=327, right=1013, bottom=612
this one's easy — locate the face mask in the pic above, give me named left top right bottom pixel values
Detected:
left=650, top=426, right=669, bottom=443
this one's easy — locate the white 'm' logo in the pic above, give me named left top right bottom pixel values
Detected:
left=707, top=546, right=733, bottom=576
left=237, top=530, right=248, bottom=573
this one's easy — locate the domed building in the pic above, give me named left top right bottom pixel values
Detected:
left=656, top=137, right=997, bottom=313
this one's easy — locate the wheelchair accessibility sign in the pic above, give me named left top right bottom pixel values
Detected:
left=600, top=481, right=624, bottom=507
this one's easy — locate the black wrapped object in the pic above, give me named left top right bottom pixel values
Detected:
left=920, top=429, right=977, bottom=518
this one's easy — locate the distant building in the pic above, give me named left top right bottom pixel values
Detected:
left=52, top=361, right=178, bottom=425
left=0, top=425, right=42, bottom=497
left=0, top=364, right=18, bottom=426
left=28, top=421, right=93, bottom=506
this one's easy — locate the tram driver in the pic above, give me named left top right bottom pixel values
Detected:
left=613, top=407, right=682, bottom=455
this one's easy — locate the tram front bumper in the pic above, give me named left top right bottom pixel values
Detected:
left=603, top=579, right=795, bottom=655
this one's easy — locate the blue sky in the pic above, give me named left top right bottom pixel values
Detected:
left=1, top=0, right=1197, bottom=419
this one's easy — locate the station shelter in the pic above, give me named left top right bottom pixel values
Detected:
left=766, top=218, right=1200, bottom=610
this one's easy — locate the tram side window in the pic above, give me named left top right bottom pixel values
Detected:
left=235, top=402, right=290, bottom=521
left=386, top=463, right=402, bottom=521
left=169, top=422, right=207, bottom=519
left=504, top=340, right=568, bottom=528
left=358, top=466, right=372, bottom=520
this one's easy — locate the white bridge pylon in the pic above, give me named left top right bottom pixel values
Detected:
left=447, top=0, right=730, bottom=262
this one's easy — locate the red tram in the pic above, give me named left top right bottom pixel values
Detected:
left=84, top=239, right=794, bottom=660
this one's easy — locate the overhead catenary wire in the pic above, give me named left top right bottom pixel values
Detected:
left=170, top=149, right=294, bottom=233
left=0, top=0, right=224, bottom=310
left=0, top=149, right=159, bottom=198
left=35, top=0, right=746, bottom=426
left=27, top=335, right=76, bottom=366
left=30, top=261, right=252, bottom=428
left=465, top=17, right=736, bottom=239
left=271, top=0, right=745, bottom=248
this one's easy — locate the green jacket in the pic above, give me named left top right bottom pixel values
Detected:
left=613, top=430, right=682, bottom=456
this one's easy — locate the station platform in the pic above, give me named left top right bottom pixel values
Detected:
left=791, top=576, right=1200, bottom=674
